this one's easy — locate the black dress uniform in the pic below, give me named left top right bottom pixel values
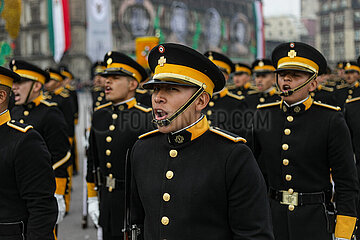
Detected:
left=86, top=51, right=153, bottom=239
left=344, top=96, right=360, bottom=239
left=0, top=67, right=57, bottom=240
left=135, top=88, right=152, bottom=107
left=253, top=42, right=358, bottom=240
left=131, top=43, right=274, bottom=240
left=310, top=84, right=337, bottom=106
left=334, top=62, right=360, bottom=108
left=60, top=66, right=79, bottom=125
left=203, top=51, right=249, bottom=136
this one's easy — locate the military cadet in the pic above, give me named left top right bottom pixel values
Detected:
left=344, top=96, right=360, bottom=239
left=245, top=59, right=281, bottom=110
left=228, top=62, right=254, bottom=97
left=130, top=43, right=274, bottom=240
left=253, top=42, right=358, bottom=240
left=10, top=60, right=71, bottom=225
left=203, top=51, right=248, bottom=136
left=335, top=61, right=360, bottom=108
left=44, top=67, right=75, bottom=214
left=0, top=66, right=58, bottom=239
left=91, top=61, right=108, bottom=109
left=86, top=51, right=153, bottom=240
left=60, top=66, right=78, bottom=125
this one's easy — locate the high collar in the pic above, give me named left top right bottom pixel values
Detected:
left=54, top=87, right=64, bottom=95
left=0, top=110, right=11, bottom=126
left=351, top=81, right=359, bottom=88
left=213, top=87, right=229, bottom=99
left=244, top=82, right=251, bottom=90
left=280, top=96, right=313, bottom=114
left=25, top=94, right=44, bottom=109
left=167, top=115, right=209, bottom=146
left=112, top=98, right=137, bottom=111
left=263, top=87, right=276, bottom=96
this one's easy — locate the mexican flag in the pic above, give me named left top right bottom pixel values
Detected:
left=48, top=0, right=71, bottom=63
left=254, top=0, right=265, bottom=59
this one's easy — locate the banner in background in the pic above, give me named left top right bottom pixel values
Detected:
left=254, top=0, right=265, bottom=59
left=48, top=0, right=71, bottom=63
left=86, top=0, right=112, bottom=63
left=135, top=36, right=159, bottom=69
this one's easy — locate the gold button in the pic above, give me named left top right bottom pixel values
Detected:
left=287, top=116, right=293, bottom=122
left=259, top=97, right=265, bottom=103
left=106, top=162, right=112, bottom=168
left=207, top=110, right=212, bottom=115
left=119, top=105, right=125, bottom=111
left=288, top=205, right=295, bottom=211
left=19, top=119, right=24, bottom=123
left=310, top=92, right=315, bottom=97
left=24, top=111, right=29, bottom=116
left=166, top=171, right=174, bottom=179
left=288, top=188, right=294, bottom=194
left=97, top=96, right=102, bottom=101
left=106, top=136, right=112, bottom=142
left=169, top=150, right=178, bottom=158
left=109, top=125, right=115, bottom=131
left=208, top=120, right=211, bottom=125
left=108, top=186, right=113, bottom=192
left=284, top=129, right=291, bottom=135
left=294, top=106, right=301, bottom=113
left=285, top=174, right=292, bottom=181
left=282, top=144, right=289, bottom=150
left=213, top=95, right=218, bottom=100
left=349, top=89, right=353, bottom=94
left=283, top=159, right=289, bottom=166
left=163, top=193, right=170, bottom=202
left=237, top=90, right=242, bottom=95
left=161, top=216, right=169, bottom=225
left=100, top=92, right=105, bottom=97
left=96, top=102, right=100, bottom=106
left=112, top=114, right=118, bottom=119
left=109, top=174, right=113, bottom=179
left=106, top=149, right=111, bottom=156
left=348, top=95, right=352, bottom=100
left=209, top=101, right=214, bottom=107
left=283, top=106, right=287, bottom=112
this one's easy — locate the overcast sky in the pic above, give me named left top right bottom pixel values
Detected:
left=263, top=0, right=300, bottom=17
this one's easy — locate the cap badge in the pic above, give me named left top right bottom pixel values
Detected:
left=158, top=45, right=165, bottom=53
left=158, top=56, right=166, bottom=67
left=259, top=61, right=264, bottom=67
left=346, top=62, right=351, bottom=68
left=12, top=66, right=17, bottom=71
left=288, top=50, right=297, bottom=59
left=290, top=42, right=295, bottom=48
left=208, top=52, right=214, bottom=61
left=174, top=135, right=184, bottom=144
left=107, top=58, right=112, bottom=65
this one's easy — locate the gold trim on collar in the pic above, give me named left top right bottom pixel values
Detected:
left=54, top=87, right=64, bottom=95
left=33, top=94, right=44, bottom=107
left=0, top=110, right=11, bottom=126
left=219, top=88, right=229, bottom=98
left=126, top=98, right=137, bottom=109
left=269, top=87, right=276, bottom=96
left=303, top=96, right=313, bottom=110
left=244, top=82, right=251, bottom=89
left=186, top=115, right=210, bottom=141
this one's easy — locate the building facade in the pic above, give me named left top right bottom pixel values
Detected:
left=316, top=0, right=360, bottom=64
left=0, top=0, right=258, bottom=82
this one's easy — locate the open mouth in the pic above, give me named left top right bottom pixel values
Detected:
left=14, top=93, right=21, bottom=102
left=282, top=84, right=291, bottom=92
left=154, top=108, right=168, bottom=121
left=105, top=86, right=112, bottom=94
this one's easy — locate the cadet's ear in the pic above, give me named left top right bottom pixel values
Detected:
left=309, top=78, right=318, bottom=92
left=33, top=82, right=42, bottom=93
left=128, top=78, right=138, bottom=91
left=195, top=92, right=210, bottom=112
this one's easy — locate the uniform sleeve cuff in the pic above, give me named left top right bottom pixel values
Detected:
left=87, top=182, right=98, bottom=198
left=55, top=177, right=67, bottom=195
left=335, top=215, right=357, bottom=239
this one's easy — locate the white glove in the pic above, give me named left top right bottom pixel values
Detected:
left=88, top=197, right=100, bottom=227
left=54, top=194, right=66, bottom=224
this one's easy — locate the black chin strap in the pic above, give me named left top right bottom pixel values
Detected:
left=276, top=72, right=318, bottom=97
left=24, top=81, right=35, bottom=104
left=152, top=85, right=206, bottom=127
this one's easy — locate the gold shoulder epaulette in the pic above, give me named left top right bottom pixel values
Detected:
left=313, top=101, right=341, bottom=111
left=249, top=85, right=257, bottom=90
left=7, top=121, right=33, bottom=133
left=226, top=92, right=245, bottom=101
left=209, top=127, right=246, bottom=143
left=134, top=103, right=152, bottom=112
left=346, top=96, right=360, bottom=104
left=247, top=90, right=259, bottom=95
left=66, top=85, right=76, bottom=91
left=138, top=129, right=160, bottom=139
left=336, top=84, right=349, bottom=90
left=94, top=102, right=112, bottom=111
left=136, top=89, right=148, bottom=94
left=60, top=92, right=70, bottom=98
left=321, top=86, right=334, bottom=92
left=257, top=101, right=281, bottom=109
left=40, top=100, right=58, bottom=107
left=226, top=84, right=236, bottom=90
